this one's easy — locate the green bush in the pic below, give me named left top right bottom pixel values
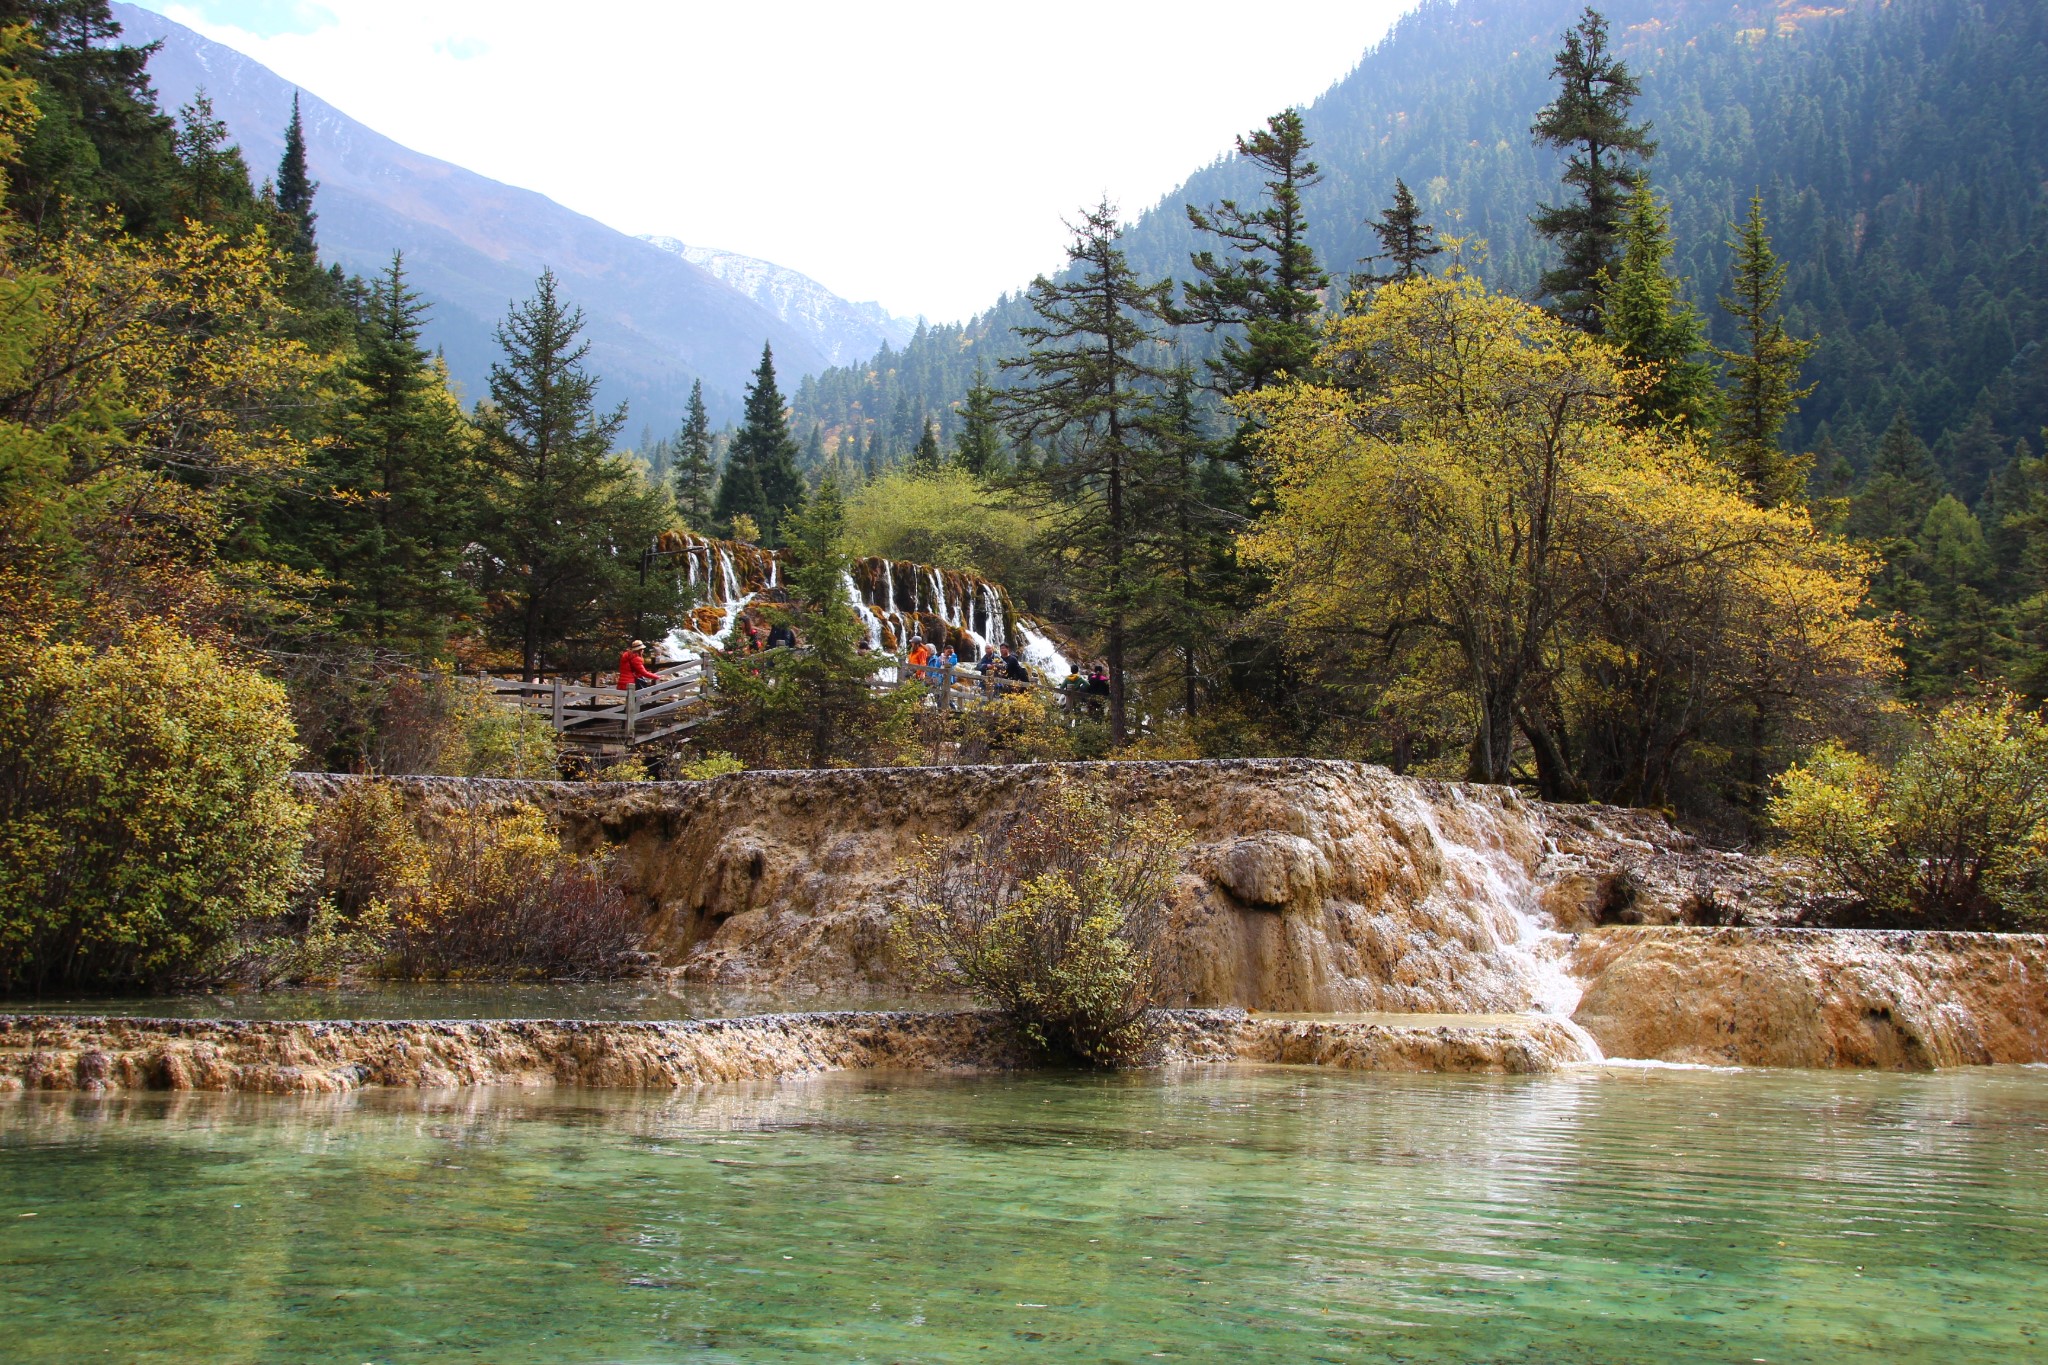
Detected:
left=0, top=625, right=307, bottom=992
left=891, top=770, right=1190, bottom=1065
left=1769, top=691, right=2048, bottom=929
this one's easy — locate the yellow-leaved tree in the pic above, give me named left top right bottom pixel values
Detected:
left=1240, top=272, right=1892, bottom=806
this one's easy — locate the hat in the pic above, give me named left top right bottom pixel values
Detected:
left=631, top=639, right=645, bottom=649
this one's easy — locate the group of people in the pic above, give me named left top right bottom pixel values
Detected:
left=903, top=637, right=1034, bottom=693
left=615, top=632, right=1099, bottom=706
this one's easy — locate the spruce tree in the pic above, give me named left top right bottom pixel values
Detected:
left=714, top=344, right=805, bottom=544
left=1003, top=200, right=1174, bottom=745
left=275, top=91, right=316, bottom=255
left=1351, top=178, right=1442, bottom=300
left=1137, top=366, right=1229, bottom=718
left=1716, top=195, right=1816, bottom=505
left=1530, top=7, right=1655, bottom=332
left=1181, top=109, right=1329, bottom=396
left=953, top=366, right=1002, bottom=476
left=1603, top=179, right=1719, bottom=431
left=303, top=253, right=478, bottom=652
left=911, top=419, right=941, bottom=473
left=472, top=270, right=675, bottom=677
left=670, top=379, right=715, bottom=529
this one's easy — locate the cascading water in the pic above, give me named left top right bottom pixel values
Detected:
left=652, top=532, right=1075, bottom=675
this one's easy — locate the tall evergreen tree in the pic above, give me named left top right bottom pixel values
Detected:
left=1137, top=366, right=1230, bottom=719
left=1351, top=178, right=1442, bottom=300
left=1003, top=201, right=1174, bottom=745
left=953, top=366, right=1002, bottom=476
left=1603, top=179, right=1719, bottom=431
left=1530, top=7, right=1655, bottom=332
left=911, top=419, right=941, bottom=473
left=471, top=270, right=674, bottom=677
left=298, top=253, right=476, bottom=652
left=670, top=379, right=715, bottom=529
left=275, top=91, right=316, bottom=255
left=1716, top=195, right=1817, bottom=506
left=714, top=343, right=805, bottom=544
left=169, top=92, right=254, bottom=228
left=1180, top=109, right=1329, bottom=397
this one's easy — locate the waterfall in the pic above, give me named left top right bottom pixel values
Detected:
left=842, top=570, right=885, bottom=652
left=1018, top=622, right=1071, bottom=683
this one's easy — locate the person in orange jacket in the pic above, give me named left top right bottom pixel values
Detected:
left=618, top=639, right=659, bottom=690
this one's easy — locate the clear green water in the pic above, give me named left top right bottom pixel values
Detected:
left=8, top=980, right=950, bottom=1021
left=2, top=1065, right=2045, bottom=1363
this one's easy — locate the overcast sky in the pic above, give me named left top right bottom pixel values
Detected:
left=136, top=1, right=1415, bottom=322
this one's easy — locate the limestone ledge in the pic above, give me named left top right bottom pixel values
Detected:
left=0, top=1009, right=1596, bottom=1096
left=1571, top=926, right=2048, bottom=1068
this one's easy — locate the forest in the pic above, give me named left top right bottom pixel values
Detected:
left=2, top=0, right=2046, bottom=990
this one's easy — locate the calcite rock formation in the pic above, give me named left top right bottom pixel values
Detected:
left=283, top=763, right=2048, bottom=1071
left=0, top=1010, right=1599, bottom=1094
left=1571, top=927, right=2048, bottom=1067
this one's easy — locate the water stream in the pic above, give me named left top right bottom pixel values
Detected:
left=3, top=1064, right=2043, bottom=1362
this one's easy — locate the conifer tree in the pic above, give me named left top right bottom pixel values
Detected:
left=953, top=366, right=1003, bottom=476
left=302, top=253, right=478, bottom=652
left=1716, top=195, right=1817, bottom=506
left=1603, top=179, right=1719, bottom=431
left=1181, top=109, right=1329, bottom=396
left=1003, top=201, right=1174, bottom=745
left=911, top=419, right=941, bottom=473
left=471, top=270, right=675, bottom=677
left=714, top=344, right=805, bottom=545
left=1531, top=7, right=1655, bottom=331
left=1138, top=366, right=1229, bottom=718
left=275, top=91, right=316, bottom=255
left=1351, top=178, right=1442, bottom=300
left=670, top=378, right=715, bottom=529
left=169, top=92, right=255, bottom=228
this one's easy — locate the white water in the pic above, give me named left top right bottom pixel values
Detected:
left=1018, top=621, right=1072, bottom=684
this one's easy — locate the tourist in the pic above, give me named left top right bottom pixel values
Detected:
left=766, top=619, right=797, bottom=651
left=907, top=637, right=933, bottom=684
left=977, top=648, right=998, bottom=694
left=1002, top=645, right=1031, bottom=688
left=617, top=639, right=659, bottom=691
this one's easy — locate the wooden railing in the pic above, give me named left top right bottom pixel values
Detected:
left=489, top=651, right=1074, bottom=749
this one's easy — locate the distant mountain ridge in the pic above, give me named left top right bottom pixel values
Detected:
left=642, top=237, right=919, bottom=367
left=110, top=2, right=846, bottom=429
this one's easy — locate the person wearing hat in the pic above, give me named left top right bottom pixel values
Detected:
left=618, top=639, right=659, bottom=690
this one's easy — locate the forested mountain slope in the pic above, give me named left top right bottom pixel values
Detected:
left=113, top=2, right=828, bottom=426
left=796, top=0, right=2048, bottom=498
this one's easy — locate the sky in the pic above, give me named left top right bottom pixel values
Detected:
left=135, top=0, right=1416, bottom=323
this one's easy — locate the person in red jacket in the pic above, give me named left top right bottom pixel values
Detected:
left=617, top=639, right=659, bottom=690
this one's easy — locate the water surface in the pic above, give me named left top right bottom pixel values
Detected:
left=2, top=1065, right=2044, bottom=1362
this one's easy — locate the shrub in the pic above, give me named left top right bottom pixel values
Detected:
left=674, top=749, right=744, bottom=780
left=954, top=691, right=1075, bottom=764
left=381, top=802, right=642, bottom=979
left=290, top=659, right=560, bottom=778
left=891, top=770, right=1190, bottom=1065
left=1769, top=691, right=2048, bottom=929
left=0, top=625, right=307, bottom=992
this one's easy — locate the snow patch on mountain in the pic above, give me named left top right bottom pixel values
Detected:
left=642, top=236, right=920, bottom=366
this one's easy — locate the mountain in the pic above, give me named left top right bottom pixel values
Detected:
left=794, top=0, right=2048, bottom=501
left=641, top=237, right=919, bottom=367
left=110, top=1, right=828, bottom=430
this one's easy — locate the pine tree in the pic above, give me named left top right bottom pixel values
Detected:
left=1181, top=109, right=1329, bottom=396
left=953, top=366, right=1002, bottom=476
left=1530, top=7, right=1655, bottom=332
left=1846, top=412, right=1943, bottom=543
left=1351, top=178, right=1442, bottom=300
left=1003, top=200, right=1174, bottom=745
left=670, top=379, right=715, bottom=529
left=169, top=92, right=255, bottom=228
left=1137, top=366, right=1229, bottom=718
left=275, top=91, right=316, bottom=255
left=714, top=344, right=806, bottom=545
left=1716, top=195, right=1816, bottom=505
left=911, top=419, right=941, bottom=473
left=302, top=253, right=479, bottom=652
left=1603, top=179, right=1719, bottom=431
left=471, top=270, right=675, bottom=677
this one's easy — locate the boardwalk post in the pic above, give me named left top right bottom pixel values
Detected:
left=625, top=683, right=639, bottom=743
left=551, top=678, right=564, bottom=732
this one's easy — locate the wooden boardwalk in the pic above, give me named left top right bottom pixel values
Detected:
left=489, top=652, right=1069, bottom=752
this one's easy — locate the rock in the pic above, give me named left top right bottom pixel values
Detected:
left=0, top=1010, right=1600, bottom=1094
left=1211, top=833, right=1330, bottom=910
left=1570, top=927, right=2048, bottom=1068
